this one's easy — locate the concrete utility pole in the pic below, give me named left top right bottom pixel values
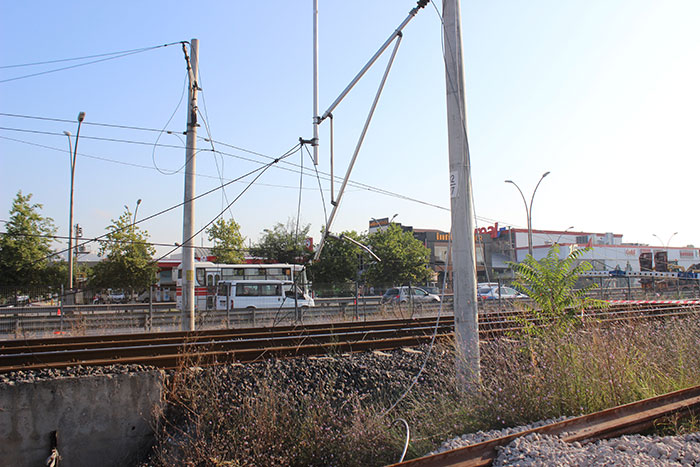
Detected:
left=182, top=38, right=199, bottom=332
left=443, top=0, right=480, bottom=386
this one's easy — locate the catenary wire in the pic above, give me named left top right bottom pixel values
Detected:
left=0, top=41, right=185, bottom=84
left=303, top=143, right=328, bottom=228
left=23, top=144, right=300, bottom=265
left=0, top=112, right=165, bottom=133
left=1, top=132, right=511, bottom=226
left=149, top=143, right=302, bottom=265
left=0, top=135, right=332, bottom=192
left=0, top=43, right=184, bottom=69
left=0, top=114, right=453, bottom=212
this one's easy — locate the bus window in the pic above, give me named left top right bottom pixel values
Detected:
left=196, top=268, right=206, bottom=286
left=236, top=284, right=260, bottom=296
left=260, top=284, right=281, bottom=296
left=206, top=273, right=220, bottom=287
left=221, top=268, right=236, bottom=281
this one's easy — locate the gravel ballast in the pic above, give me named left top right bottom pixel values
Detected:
left=2, top=347, right=699, bottom=465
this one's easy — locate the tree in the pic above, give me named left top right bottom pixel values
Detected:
left=510, top=245, right=605, bottom=335
left=250, top=219, right=312, bottom=264
left=91, top=207, right=157, bottom=292
left=0, top=191, right=62, bottom=287
left=307, top=230, right=364, bottom=295
left=364, top=224, right=432, bottom=287
left=206, top=218, right=245, bottom=264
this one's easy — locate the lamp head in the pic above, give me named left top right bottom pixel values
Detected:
left=542, top=171, right=551, bottom=178
left=136, top=199, right=142, bottom=206
left=504, top=180, right=513, bottom=184
left=63, top=131, right=71, bottom=137
left=77, top=112, right=85, bottom=122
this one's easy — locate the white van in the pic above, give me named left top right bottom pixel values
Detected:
left=215, top=280, right=314, bottom=311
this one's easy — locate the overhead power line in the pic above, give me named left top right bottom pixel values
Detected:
left=0, top=41, right=185, bottom=84
left=0, top=112, right=167, bottom=133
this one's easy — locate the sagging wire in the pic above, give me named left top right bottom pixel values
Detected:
left=196, top=58, right=235, bottom=220
left=197, top=106, right=234, bottom=219
left=151, top=71, right=189, bottom=175
left=381, top=230, right=452, bottom=416
left=391, top=418, right=411, bottom=463
left=28, top=144, right=300, bottom=267
left=303, top=143, right=328, bottom=228
left=150, top=142, right=302, bottom=265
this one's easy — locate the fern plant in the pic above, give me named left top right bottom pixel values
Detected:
left=510, top=245, right=605, bottom=335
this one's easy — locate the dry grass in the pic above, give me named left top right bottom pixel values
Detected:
left=144, top=316, right=700, bottom=466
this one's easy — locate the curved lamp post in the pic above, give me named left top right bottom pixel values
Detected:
left=505, top=171, right=550, bottom=257
left=652, top=232, right=678, bottom=248
left=63, top=111, right=86, bottom=290
left=554, top=226, right=575, bottom=244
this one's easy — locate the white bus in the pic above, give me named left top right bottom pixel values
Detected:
left=214, top=280, right=314, bottom=311
left=175, top=262, right=310, bottom=310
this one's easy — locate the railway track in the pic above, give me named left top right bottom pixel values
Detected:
left=0, top=317, right=454, bottom=373
left=1, top=302, right=698, bottom=373
left=391, top=384, right=700, bottom=466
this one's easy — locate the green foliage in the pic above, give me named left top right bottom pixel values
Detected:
left=206, top=217, right=245, bottom=264
left=90, top=207, right=157, bottom=290
left=0, top=191, right=63, bottom=286
left=250, top=219, right=312, bottom=264
left=308, top=230, right=363, bottom=295
left=510, top=244, right=605, bottom=334
left=364, top=224, right=432, bottom=287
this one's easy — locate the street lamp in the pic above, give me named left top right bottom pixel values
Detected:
left=505, top=171, right=550, bottom=257
left=652, top=232, right=678, bottom=248
left=134, top=199, right=142, bottom=224
left=64, top=111, right=86, bottom=291
left=554, top=226, right=575, bottom=244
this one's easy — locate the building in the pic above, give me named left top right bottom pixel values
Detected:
left=370, top=218, right=700, bottom=286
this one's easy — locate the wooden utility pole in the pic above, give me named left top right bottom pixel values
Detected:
left=442, top=0, right=480, bottom=385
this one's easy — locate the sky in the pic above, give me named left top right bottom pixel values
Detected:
left=1, top=0, right=699, bottom=259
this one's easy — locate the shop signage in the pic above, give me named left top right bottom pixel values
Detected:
left=475, top=222, right=506, bottom=239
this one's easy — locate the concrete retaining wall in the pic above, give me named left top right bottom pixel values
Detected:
left=0, top=371, right=164, bottom=466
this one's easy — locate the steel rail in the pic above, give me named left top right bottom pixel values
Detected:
left=1, top=304, right=697, bottom=372
left=0, top=323, right=455, bottom=372
left=0, top=316, right=450, bottom=352
left=390, top=384, right=700, bottom=467
left=0, top=332, right=453, bottom=373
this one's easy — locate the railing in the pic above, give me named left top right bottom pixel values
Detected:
left=0, top=301, right=445, bottom=340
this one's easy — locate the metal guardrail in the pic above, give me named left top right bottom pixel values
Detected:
left=0, top=302, right=445, bottom=339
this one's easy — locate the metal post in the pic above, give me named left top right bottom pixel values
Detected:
left=65, top=112, right=85, bottom=293
left=225, top=282, right=231, bottom=329
left=148, top=285, right=153, bottom=331
left=443, top=0, right=480, bottom=386
left=505, top=172, right=549, bottom=258
left=627, top=276, right=631, bottom=300
left=312, top=0, right=319, bottom=165
left=314, top=35, right=404, bottom=260
left=182, top=38, right=199, bottom=332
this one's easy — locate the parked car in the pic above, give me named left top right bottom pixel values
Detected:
left=381, top=286, right=441, bottom=304
left=108, top=290, right=126, bottom=303
left=477, top=285, right=527, bottom=300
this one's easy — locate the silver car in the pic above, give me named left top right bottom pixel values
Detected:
left=381, top=286, right=441, bottom=304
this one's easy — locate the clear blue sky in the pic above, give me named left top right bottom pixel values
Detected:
left=1, top=0, right=699, bottom=257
